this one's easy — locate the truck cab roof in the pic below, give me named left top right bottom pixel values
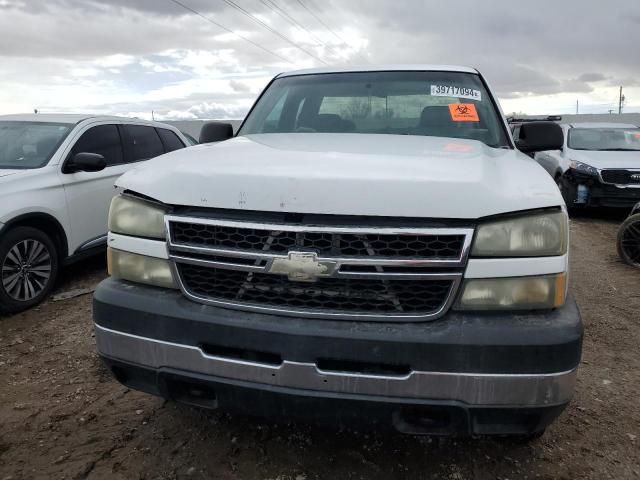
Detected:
left=278, top=64, right=478, bottom=77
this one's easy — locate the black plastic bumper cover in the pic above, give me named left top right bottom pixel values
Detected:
left=94, top=278, right=583, bottom=375
left=93, top=278, right=583, bottom=435
left=561, top=173, right=640, bottom=208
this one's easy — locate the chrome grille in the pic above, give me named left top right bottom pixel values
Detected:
left=170, top=222, right=465, bottom=259
left=178, top=265, right=454, bottom=315
left=166, top=215, right=473, bottom=321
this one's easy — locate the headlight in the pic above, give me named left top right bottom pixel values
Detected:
left=569, top=160, right=598, bottom=176
left=472, top=211, right=568, bottom=257
left=455, top=273, right=566, bottom=311
left=108, top=194, right=166, bottom=239
left=108, top=248, right=177, bottom=289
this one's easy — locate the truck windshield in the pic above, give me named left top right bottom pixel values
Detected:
left=239, top=71, right=511, bottom=148
left=568, top=127, right=640, bottom=151
left=0, top=121, right=72, bottom=169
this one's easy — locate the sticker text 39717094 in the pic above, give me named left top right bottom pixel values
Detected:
left=431, top=85, right=482, bottom=101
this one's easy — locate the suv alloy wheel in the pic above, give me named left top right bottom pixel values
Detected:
left=617, top=214, right=640, bottom=267
left=0, top=227, right=59, bottom=315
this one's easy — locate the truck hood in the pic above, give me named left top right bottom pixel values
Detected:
left=117, top=133, right=563, bottom=219
left=567, top=150, right=640, bottom=170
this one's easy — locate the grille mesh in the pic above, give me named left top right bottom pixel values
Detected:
left=178, top=264, right=453, bottom=315
left=170, top=222, right=465, bottom=259
left=601, top=170, right=640, bottom=185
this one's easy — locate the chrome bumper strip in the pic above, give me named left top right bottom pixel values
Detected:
left=95, top=324, right=576, bottom=407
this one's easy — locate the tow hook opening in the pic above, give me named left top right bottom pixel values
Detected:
left=163, top=377, right=219, bottom=409
left=316, top=358, right=411, bottom=377
left=110, top=365, right=129, bottom=384
left=392, top=406, right=464, bottom=435
left=200, top=343, right=283, bottom=366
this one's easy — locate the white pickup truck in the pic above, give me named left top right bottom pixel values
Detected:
left=93, top=65, right=583, bottom=438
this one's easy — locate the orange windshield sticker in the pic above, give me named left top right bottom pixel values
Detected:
left=449, top=103, right=479, bottom=122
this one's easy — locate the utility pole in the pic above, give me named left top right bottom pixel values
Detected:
left=576, top=99, right=578, bottom=114
left=618, top=86, right=624, bottom=114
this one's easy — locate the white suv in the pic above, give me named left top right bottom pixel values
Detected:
left=0, top=114, right=188, bottom=314
left=533, top=122, right=640, bottom=208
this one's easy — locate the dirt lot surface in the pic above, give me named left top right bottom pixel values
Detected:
left=1, top=212, right=639, bottom=480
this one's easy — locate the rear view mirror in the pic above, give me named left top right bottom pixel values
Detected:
left=199, top=122, right=234, bottom=144
left=65, top=152, right=106, bottom=173
left=515, top=122, right=563, bottom=153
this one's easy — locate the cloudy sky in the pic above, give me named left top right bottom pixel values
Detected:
left=1, top=0, right=639, bottom=120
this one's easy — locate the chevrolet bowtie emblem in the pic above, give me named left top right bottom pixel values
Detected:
left=268, top=251, right=338, bottom=282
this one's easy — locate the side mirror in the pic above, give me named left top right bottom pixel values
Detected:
left=515, top=121, right=564, bottom=153
left=199, top=122, right=234, bottom=144
left=65, top=152, right=107, bottom=173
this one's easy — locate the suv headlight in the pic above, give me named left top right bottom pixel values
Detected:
left=472, top=211, right=568, bottom=257
left=109, top=194, right=166, bottom=239
left=569, top=160, right=598, bottom=176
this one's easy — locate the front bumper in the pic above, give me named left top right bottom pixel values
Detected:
left=93, top=278, right=583, bottom=435
left=561, top=172, right=640, bottom=208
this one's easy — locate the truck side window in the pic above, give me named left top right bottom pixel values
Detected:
left=125, top=125, right=165, bottom=161
left=71, top=124, right=123, bottom=166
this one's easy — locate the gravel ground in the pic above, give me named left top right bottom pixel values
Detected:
left=1, top=212, right=639, bottom=480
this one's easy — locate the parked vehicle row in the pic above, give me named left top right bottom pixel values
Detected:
left=511, top=119, right=640, bottom=209
left=9, top=66, right=638, bottom=438
left=0, top=114, right=188, bottom=314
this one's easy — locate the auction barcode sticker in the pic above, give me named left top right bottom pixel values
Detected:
left=431, top=85, right=482, bottom=101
